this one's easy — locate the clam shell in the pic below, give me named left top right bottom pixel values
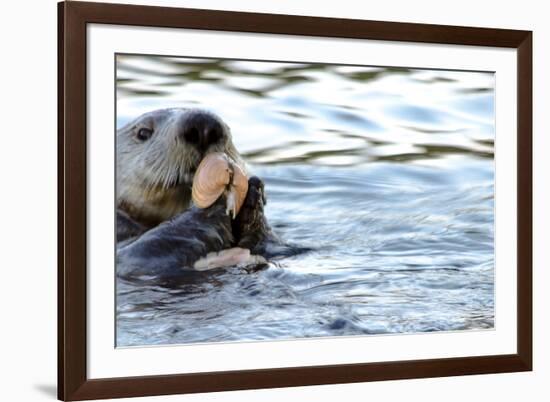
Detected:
left=228, top=160, right=249, bottom=216
left=192, top=152, right=248, bottom=215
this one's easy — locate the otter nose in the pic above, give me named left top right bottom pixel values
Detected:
left=180, top=112, right=224, bottom=152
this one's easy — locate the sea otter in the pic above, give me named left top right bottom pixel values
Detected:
left=117, top=174, right=286, bottom=280
left=116, top=109, right=294, bottom=280
left=116, top=108, right=243, bottom=240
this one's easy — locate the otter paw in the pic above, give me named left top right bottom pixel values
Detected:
left=233, top=176, right=266, bottom=234
left=243, top=176, right=266, bottom=208
left=232, top=176, right=272, bottom=251
left=193, top=247, right=266, bottom=271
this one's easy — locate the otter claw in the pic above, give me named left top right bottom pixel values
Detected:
left=226, top=189, right=237, bottom=219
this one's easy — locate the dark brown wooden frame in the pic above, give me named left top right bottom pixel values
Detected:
left=58, top=1, right=532, bottom=400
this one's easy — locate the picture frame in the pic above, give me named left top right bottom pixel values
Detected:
left=58, top=1, right=532, bottom=400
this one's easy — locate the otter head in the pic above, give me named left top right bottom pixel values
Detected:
left=117, top=108, right=243, bottom=227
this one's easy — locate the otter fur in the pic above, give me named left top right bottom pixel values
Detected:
left=116, top=108, right=243, bottom=233
left=116, top=109, right=298, bottom=280
left=117, top=176, right=276, bottom=280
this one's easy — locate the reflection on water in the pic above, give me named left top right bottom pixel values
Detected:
left=116, top=55, right=494, bottom=346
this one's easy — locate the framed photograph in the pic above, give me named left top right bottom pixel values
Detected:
left=58, top=1, right=532, bottom=400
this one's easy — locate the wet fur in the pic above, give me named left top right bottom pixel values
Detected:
left=116, top=109, right=299, bottom=281
left=117, top=177, right=299, bottom=280
left=233, top=177, right=294, bottom=258
left=117, top=108, right=243, bottom=228
left=117, top=195, right=234, bottom=280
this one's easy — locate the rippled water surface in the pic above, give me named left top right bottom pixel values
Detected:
left=116, top=55, right=495, bottom=346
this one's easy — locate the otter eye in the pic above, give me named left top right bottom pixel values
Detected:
left=136, top=127, right=153, bottom=141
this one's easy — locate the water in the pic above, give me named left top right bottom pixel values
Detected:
left=116, top=55, right=495, bottom=347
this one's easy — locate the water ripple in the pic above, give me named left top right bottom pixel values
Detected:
left=116, top=56, right=494, bottom=347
